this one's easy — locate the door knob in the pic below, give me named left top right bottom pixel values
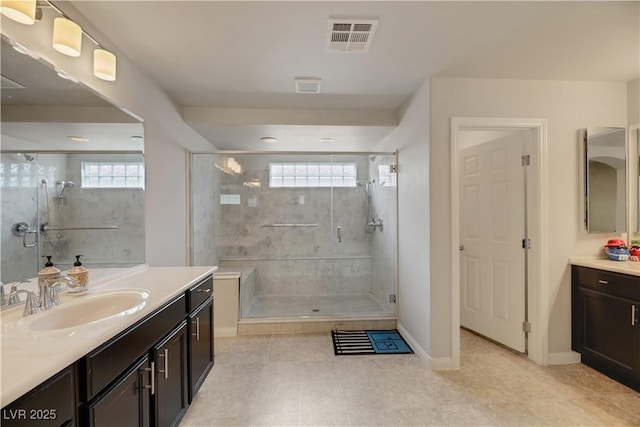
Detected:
left=459, top=244, right=465, bottom=251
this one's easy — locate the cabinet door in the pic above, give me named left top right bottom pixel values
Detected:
left=579, top=288, right=637, bottom=374
left=1, top=366, right=75, bottom=427
left=153, top=322, right=188, bottom=427
left=189, top=298, right=214, bottom=401
left=89, top=356, right=151, bottom=427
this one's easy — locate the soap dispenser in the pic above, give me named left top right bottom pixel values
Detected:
left=67, top=255, right=88, bottom=291
left=38, top=256, right=60, bottom=287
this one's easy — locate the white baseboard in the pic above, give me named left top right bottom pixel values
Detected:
left=547, top=351, right=581, bottom=365
left=397, top=323, right=456, bottom=370
left=214, top=327, right=238, bottom=337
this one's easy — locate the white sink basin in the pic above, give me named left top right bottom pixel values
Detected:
left=22, top=289, right=149, bottom=331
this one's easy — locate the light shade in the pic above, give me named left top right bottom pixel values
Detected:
left=93, top=49, right=116, bottom=81
left=0, top=0, right=36, bottom=25
left=52, top=17, right=82, bottom=57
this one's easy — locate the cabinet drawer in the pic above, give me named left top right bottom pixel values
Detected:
left=573, top=266, right=640, bottom=301
left=84, top=294, right=186, bottom=400
left=187, top=275, right=213, bottom=313
left=1, top=366, right=75, bottom=427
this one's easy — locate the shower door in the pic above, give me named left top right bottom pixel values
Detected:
left=330, top=153, right=398, bottom=316
left=1, top=152, right=41, bottom=283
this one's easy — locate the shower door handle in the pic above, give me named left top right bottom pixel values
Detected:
left=337, top=226, right=342, bottom=243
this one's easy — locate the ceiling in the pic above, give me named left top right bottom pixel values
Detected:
left=70, top=1, right=640, bottom=151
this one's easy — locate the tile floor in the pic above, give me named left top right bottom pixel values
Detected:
left=181, top=329, right=640, bottom=426
left=245, top=293, right=387, bottom=318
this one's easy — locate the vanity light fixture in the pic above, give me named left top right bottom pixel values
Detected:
left=93, top=48, right=116, bottom=81
left=52, top=17, right=82, bottom=57
left=0, top=0, right=37, bottom=25
left=260, top=137, right=278, bottom=144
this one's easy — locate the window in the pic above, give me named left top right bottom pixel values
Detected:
left=81, top=162, right=145, bottom=189
left=269, top=162, right=357, bottom=188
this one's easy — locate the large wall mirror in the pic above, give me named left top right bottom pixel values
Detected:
left=584, top=126, right=627, bottom=234
left=631, top=126, right=640, bottom=241
left=1, top=36, right=145, bottom=284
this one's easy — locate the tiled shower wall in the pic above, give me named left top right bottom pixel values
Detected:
left=192, top=153, right=397, bottom=316
left=0, top=153, right=145, bottom=283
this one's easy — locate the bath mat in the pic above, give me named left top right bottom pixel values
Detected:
left=331, top=329, right=413, bottom=355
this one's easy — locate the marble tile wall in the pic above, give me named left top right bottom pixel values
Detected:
left=192, top=153, right=398, bottom=317
left=0, top=153, right=145, bottom=284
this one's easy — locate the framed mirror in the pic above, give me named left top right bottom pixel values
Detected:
left=1, top=36, right=145, bottom=285
left=584, top=126, right=627, bottom=234
left=630, top=125, right=640, bottom=241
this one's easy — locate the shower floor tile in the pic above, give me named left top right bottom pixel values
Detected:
left=244, top=293, right=386, bottom=317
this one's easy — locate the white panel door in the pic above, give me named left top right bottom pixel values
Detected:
left=460, top=135, right=526, bottom=353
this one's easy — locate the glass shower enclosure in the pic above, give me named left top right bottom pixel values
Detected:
left=191, top=152, right=397, bottom=319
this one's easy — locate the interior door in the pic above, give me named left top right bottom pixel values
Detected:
left=459, top=134, right=527, bottom=353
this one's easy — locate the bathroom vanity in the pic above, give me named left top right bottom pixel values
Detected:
left=570, top=259, right=640, bottom=392
left=0, top=266, right=216, bottom=427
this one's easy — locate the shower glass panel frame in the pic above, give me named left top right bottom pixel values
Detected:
left=190, top=151, right=398, bottom=320
left=1, top=151, right=146, bottom=285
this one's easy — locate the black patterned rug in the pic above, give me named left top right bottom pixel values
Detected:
left=331, top=329, right=413, bottom=355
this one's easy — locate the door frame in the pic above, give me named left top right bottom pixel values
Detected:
left=450, top=117, right=549, bottom=367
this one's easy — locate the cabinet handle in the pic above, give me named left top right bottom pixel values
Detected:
left=142, top=361, right=155, bottom=395
left=196, top=289, right=211, bottom=293
left=192, top=317, right=200, bottom=341
left=597, top=279, right=608, bottom=285
left=158, top=349, right=169, bottom=379
left=633, top=305, right=638, bottom=326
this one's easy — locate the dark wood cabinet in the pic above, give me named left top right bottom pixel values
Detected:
left=153, top=322, right=189, bottom=427
left=3, top=273, right=215, bottom=427
left=572, top=265, right=640, bottom=392
left=188, top=298, right=214, bottom=401
left=1, top=366, right=76, bottom=427
left=88, top=357, right=151, bottom=427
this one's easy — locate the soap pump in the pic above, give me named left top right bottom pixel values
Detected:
left=67, top=255, right=88, bottom=291
left=38, top=256, right=60, bottom=287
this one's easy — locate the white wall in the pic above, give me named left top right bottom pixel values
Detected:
left=1, top=5, right=214, bottom=267
left=431, top=78, right=627, bottom=358
left=376, top=81, right=432, bottom=358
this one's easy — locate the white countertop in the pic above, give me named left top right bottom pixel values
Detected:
left=569, top=258, right=640, bottom=276
left=1, top=265, right=217, bottom=406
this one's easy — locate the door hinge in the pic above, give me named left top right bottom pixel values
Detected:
left=389, top=294, right=396, bottom=303
left=390, top=164, right=397, bottom=173
left=522, top=238, right=531, bottom=249
left=522, top=321, right=531, bottom=333
left=521, top=155, right=530, bottom=166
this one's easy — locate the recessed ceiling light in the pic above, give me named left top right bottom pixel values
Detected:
left=68, top=136, right=89, bottom=142
left=260, top=137, right=278, bottom=144
left=319, top=137, right=335, bottom=143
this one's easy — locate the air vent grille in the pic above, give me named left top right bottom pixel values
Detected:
left=294, top=77, right=321, bottom=94
left=327, top=19, right=378, bottom=53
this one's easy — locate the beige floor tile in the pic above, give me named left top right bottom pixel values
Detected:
left=181, top=329, right=640, bottom=427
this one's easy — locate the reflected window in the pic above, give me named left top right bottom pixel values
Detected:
left=81, top=162, right=145, bottom=189
left=269, top=162, right=357, bottom=188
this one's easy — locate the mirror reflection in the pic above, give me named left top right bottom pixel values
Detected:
left=0, top=36, right=145, bottom=285
left=585, top=126, right=627, bottom=234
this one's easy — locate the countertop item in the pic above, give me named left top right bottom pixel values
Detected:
left=569, top=257, right=640, bottom=277
left=0, top=265, right=217, bottom=406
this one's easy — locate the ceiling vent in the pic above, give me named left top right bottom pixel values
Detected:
left=326, top=18, right=379, bottom=53
left=295, top=77, right=321, bottom=94
left=1, top=74, right=25, bottom=89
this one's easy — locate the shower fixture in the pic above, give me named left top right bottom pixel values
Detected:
left=15, top=153, right=35, bottom=162
left=56, top=180, right=74, bottom=198
left=356, top=180, right=372, bottom=197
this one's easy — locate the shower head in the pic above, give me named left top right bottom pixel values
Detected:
left=56, top=180, right=74, bottom=198
left=16, top=153, right=35, bottom=162
left=356, top=180, right=372, bottom=196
